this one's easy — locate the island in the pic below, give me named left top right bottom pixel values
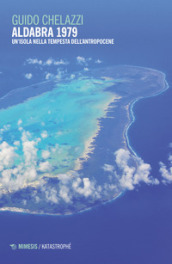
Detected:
left=0, top=65, right=168, bottom=215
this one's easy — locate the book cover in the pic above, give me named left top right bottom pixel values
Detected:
left=0, top=0, right=172, bottom=263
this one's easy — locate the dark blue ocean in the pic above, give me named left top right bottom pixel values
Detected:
left=0, top=0, right=172, bottom=263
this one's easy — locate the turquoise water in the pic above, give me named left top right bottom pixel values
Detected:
left=0, top=65, right=167, bottom=215
left=0, top=77, right=117, bottom=186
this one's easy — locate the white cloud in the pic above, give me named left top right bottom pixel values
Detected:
left=54, top=59, right=68, bottom=66
left=45, top=72, right=54, bottom=80
left=14, top=141, right=20, bottom=146
left=55, top=69, right=65, bottom=80
left=44, top=58, right=53, bottom=66
left=1, top=169, right=12, bottom=184
left=18, top=127, right=23, bottom=131
left=51, top=144, right=59, bottom=153
left=25, top=73, right=33, bottom=80
left=35, top=196, right=41, bottom=203
left=57, top=172, right=73, bottom=184
left=44, top=69, right=65, bottom=81
left=42, top=150, right=50, bottom=159
left=45, top=188, right=58, bottom=204
left=22, top=200, right=27, bottom=205
left=59, top=185, right=71, bottom=203
left=0, top=140, right=38, bottom=192
left=115, top=149, right=159, bottom=190
left=0, top=129, right=53, bottom=194
left=72, top=177, right=95, bottom=197
left=26, top=57, right=68, bottom=67
left=103, top=164, right=114, bottom=173
left=39, top=161, right=52, bottom=172
left=0, top=127, right=162, bottom=209
left=84, top=67, right=89, bottom=72
left=0, top=124, right=11, bottom=134
left=26, top=58, right=42, bottom=65
left=41, top=131, right=48, bottom=139
left=0, top=141, right=16, bottom=171
left=95, top=59, right=102, bottom=64
left=0, top=144, right=157, bottom=205
left=76, top=56, right=86, bottom=65
left=70, top=74, right=75, bottom=79
left=17, top=119, right=22, bottom=126
left=44, top=58, right=68, bottom=67
left=159, top=154, right=172, bottom=183
left=38, top=171, right=102, bottom=205
left=23, top=166, right=37, bottom=181
left=22, top=131, right=38, bottom=166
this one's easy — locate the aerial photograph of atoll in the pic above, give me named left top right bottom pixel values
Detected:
left=0, top=65, right=168, bottom=215
left=0, top=0, right=172, bottom=263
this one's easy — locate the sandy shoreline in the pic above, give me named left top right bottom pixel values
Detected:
left=0, top=65, right=168, bottom=215
left=74, top=93, right=121, bottom=171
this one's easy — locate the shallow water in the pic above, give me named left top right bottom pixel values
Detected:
left=0, top=65, right=167, bottom=215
